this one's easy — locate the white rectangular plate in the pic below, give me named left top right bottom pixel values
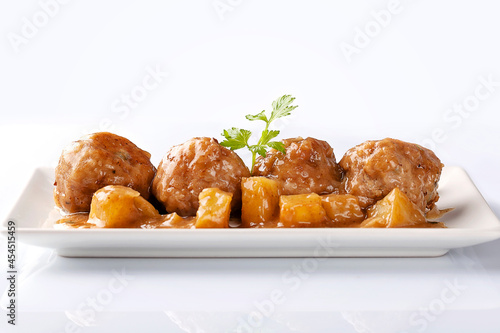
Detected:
left=2, top=166, right=500, bottom=257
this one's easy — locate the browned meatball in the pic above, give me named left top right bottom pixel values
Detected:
left=54, top=132, right=156, bottom=213
left=152, top=137, right=250, bottom=216
left=339, top=138, right=443, bottom=211
left=253, top=137, right=343, bottom=195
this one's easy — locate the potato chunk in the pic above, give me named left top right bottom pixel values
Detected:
left=89, top=185, right=159, bottom=228
left=321, top=194, right=365, bottom=226
left=361, top=188, right=426, bottom=228
left=279, top=193, right=329, bottom=227
left=241, top=177, right=280, bottom=227
left=195, top=188, right=233, bottom=228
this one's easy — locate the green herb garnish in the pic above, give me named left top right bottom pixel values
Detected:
left=220, top=94, right=298, bottom=174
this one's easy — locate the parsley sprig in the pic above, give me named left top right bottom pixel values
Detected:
left=220, top=94, right=298, bottom=174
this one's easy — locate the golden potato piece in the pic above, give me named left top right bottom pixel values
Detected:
left=321, top=194, right=365, bottom=226
left=279, top=193, right=329, bottom=227
left=195, top=188, right=233, bottom=228
left=89, top=185, right=159, bottom=228
left=241, top=177, right=280, bottom=227
left=361, top=188, right=426, bottom=228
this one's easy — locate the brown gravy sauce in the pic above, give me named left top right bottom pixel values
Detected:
left=56, top=213, right=196, bottom=229
left=56, top=214, right=444, bottom=229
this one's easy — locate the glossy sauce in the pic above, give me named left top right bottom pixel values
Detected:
left=56, top=183, right=448, bottom=229
left=56, top=214, right=444, bottom=229
left=56, top=213, right=196, bottom=229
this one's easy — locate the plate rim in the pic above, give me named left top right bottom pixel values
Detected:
left=2, top=165, right=500, bottom=257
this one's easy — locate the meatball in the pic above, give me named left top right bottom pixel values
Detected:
left=339, top=138, right=443, bottom=211
left=253, top=137, right=343, bottom=195
left=54, top=132, right=156, bottom=213
left=152, top=137, right=250, bottom=216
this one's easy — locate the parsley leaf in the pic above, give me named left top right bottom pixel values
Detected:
left=221, top=95, right=298, bottom=174
left=249, top=145, right=267, bottom=158
left=245, top=110, right=268, bottom=123
left=260, top=129, right=280, bottom=145
left=267, top=141, right=286, bottom=154
left=220, top=128, right=251, bottom=150
left=269, top=95, right=298, bottom=123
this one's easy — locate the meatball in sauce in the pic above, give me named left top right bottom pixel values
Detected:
left=339, top=138, right=443, bottom=211
left=152, top=137, right=250, bottom=216
left=253, top=137, right=343, bottom=195
left=54, top=132, right=156, bottom=213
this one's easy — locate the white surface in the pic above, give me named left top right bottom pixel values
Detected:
left=1, top=0, right=500, bottom=332
left=3, top=166, right=500, bottom=259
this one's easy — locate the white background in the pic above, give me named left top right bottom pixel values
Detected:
left=1, top=0, right=500, bottom=332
